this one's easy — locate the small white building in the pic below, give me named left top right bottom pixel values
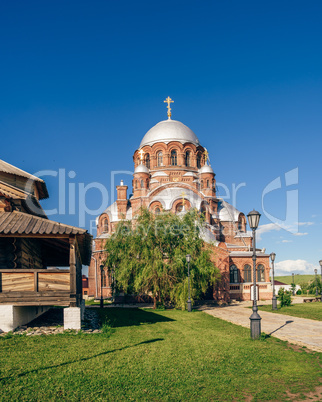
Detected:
left=274, top=280, right=300, bottom=294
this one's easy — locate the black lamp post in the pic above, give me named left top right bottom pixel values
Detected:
left=319, top=260, right=322, bottom=301
left=111, top=266, right=115, bottom=303
left=315, top=268, right=318, bottom=297
left=292, top=273, right=295, bottom=296
left=100, top=264, right=104, bottom=308
left=247, top=209, right=261, bottom=340
left=186, top=254, right=192, bottom=312
left=270, top=252, right=277, bottom=310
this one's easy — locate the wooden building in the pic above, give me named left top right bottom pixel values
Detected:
left=0, top=159, right=91, bottom=331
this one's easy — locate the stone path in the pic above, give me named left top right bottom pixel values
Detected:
left=203, top=303, right=322, bottom=353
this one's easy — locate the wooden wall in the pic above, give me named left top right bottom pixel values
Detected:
left=0, top=238, right=43, bottom=269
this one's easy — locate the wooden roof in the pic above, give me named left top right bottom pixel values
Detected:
left=0, top=211, right=92, bottom=265
left=0, top=159, right=49, bottom=200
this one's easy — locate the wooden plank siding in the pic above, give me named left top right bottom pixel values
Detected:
left=38, top=272, right=70, bottom=291
left=2, top=272, right=34, bottom=292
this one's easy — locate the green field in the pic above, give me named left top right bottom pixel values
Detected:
left=258, top=303, right=322, bottom=321
left=1, top=308, right=322, bottom=401
left=275, top=275, right=315, bottom=285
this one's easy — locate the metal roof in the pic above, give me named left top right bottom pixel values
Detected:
left=217, top=200, right=241, bottom=222
left=139, top=120, right=200, bottom=148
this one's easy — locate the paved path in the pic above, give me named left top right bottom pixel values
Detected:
left=203, top=304, right=322, bottom=353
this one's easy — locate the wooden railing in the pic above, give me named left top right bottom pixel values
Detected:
left=0, top=269, right=73, bottom=306
left=0, top=269, right=70, bottom=293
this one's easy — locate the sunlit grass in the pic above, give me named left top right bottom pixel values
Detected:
left=0, top=308, right=321, bottom=401
left=258, top=303, right=322, bottom=321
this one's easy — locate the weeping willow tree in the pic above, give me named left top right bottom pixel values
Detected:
left=104, top=207, right=220, bottom=309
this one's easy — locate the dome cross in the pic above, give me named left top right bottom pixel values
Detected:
left=138, top=149, right=145, bottom=162
left=164, top=96, right=174, bottom=120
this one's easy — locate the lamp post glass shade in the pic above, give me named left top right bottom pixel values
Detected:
left=247, top=210, right=261, bottom=230
left=270, top=252, right=276, bottom=262
left=186, top=254, right=191, bottom=263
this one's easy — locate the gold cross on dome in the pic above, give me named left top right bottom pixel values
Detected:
left=204, top=148, right=209, bottom=164
left=180, top=191, right=186, bottom=206
left=164, top=96, right=174, bottom=119
left=138, top=149, right=145, bottom=161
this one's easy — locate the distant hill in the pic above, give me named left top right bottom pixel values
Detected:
left=274, top=275, right=316, bottom=285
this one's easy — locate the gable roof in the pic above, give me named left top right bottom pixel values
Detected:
left=0, top=159, right=49, bottom=200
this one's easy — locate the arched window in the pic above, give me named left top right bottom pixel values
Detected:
left=238, top=219, right=242, bottom=231
left=197, top=153, right=201, bottom=169
left=145, top=153, right=150, bottom=169
left=185, top=151, right=191, bottom=167
left=201, top=180, right=204, bottom=189
left=244, top=265, right=251, bottom=282
left=135, top=180, right=138, bottom=189
left=102, top=271, right=107, bottom=287
left=206, top=180, right=209, bottom=188
left=103, top=219, right=109, bottom=233
left=140, top=180, right=144, bottom=188
left=257, top=264, right=265, bottom=282
left=230, top=265, right=239, bottom=283
left=176, top=203, right=183, bottom=213
left=157, top=151, right=163, bottom=166
left=154, top=207, right=161, bottom=215
left=171, top=150, right=177, bottom=166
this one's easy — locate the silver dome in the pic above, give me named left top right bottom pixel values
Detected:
left=139, top=119, right=200, bottom=148
left=199, top=164, right=214, bottom=174
left=134, top=164, right=149, bottom=174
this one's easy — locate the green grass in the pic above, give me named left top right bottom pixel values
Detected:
left=258, top=302, right=322, bottom=321
left=85, top=299, right=111, bottom=306
left=1, top=308, right=322, bottom=401
left=275, top=275, right=315, bottom=285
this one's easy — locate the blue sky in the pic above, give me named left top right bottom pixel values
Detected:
left=1, top=1, right=322, bottom=275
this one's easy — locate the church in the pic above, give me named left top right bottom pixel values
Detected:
left=88, top=98, right=272, bottom=302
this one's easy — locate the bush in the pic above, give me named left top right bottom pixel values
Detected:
left=296, top=289, right=302, bottom=295
left=278, top=287, right=292, bottom=307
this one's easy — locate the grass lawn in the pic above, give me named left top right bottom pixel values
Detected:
left=258, top=302, right=322, bottom=321
left=275, top=275, right=315, bottom=285
left=1, top=308, right=322, bottom=401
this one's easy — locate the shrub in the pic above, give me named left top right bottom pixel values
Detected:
left=278, top=287, right=292, bottom=307
left=296, top=289, right=302, bottom=295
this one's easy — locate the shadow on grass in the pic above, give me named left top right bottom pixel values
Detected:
left=0, top=338, right=164, bottom=382
left=99, top=308, right=175, bottom=328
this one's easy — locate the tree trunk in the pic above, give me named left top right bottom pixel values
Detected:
left=153, top=296, right=157, bottom=309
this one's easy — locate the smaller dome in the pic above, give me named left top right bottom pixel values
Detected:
left=199, top=164, right=214, bottom=174
left=134, top=164, right=149, bottom=174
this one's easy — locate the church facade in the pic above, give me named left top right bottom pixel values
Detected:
left=88, top=98, right=272, bottom=302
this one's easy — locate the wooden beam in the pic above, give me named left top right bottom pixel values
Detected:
left=0, top=234, right=71, bottom=239
left=0, top=269, right=69, bottom=273
left=0, top=291, right=71, bottom=297
left=0, top=300, right=72, bottom=306
left=69, top=236, right=76, bottom=303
